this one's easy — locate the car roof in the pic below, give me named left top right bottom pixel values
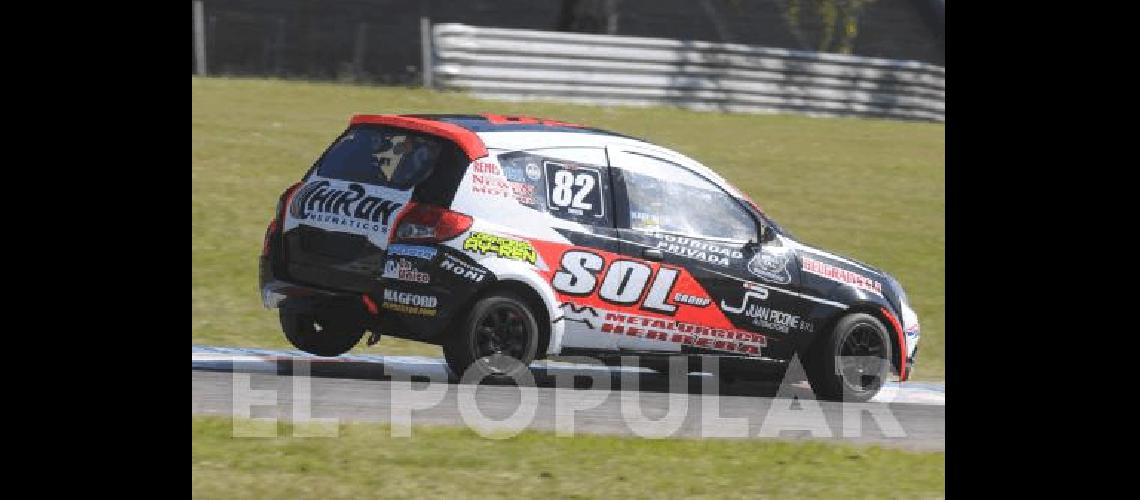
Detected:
left=401, top=113, right=641, bottom=139
left=348, top=113, right=749, bottom=202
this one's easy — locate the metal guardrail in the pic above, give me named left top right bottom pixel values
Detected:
left=430, top=23, right=944, bottom=122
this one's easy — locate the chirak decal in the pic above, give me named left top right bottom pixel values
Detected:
left=383, top=259, right=430, bottom=284
left=746, top=246, right=792, bottom=284
left=382, top=290, right=438, bottom=316
left=463, top=232, right=538, bottom=264
left=559, top=302, right=767, bottom=356
left=721, top=290, right=811, bottom=334
left=654, top=233, right=743, bottom=267
left=801, top=255, right=883, bottom=296
left=289, top=180, right=403, bottom=233
left=439, top=254, right=487, bottom=283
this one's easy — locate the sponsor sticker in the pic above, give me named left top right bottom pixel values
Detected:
left=801, top=255, right=883, bottom=296
left=906, top=322, right=921, bottom=338
left=525, top=162, right=541, bottom=180
left=470, top=160, right=512, bottom=198
left=509, top=181, right=537, bottom=206
left=558, top=302, right=766, bottom=355
left=387, top=244, right=438, bottom=260
left=439, top=254, right=487, bottom=283
left=289, top=180, right=404, bottom=233
left=383, top=259, right=431, bottom=284
left=673, top=293, right=710, bottom=307
left=653, top=233, right=743, bottom=267
left=721, top=291, right=812, bottom=334
left=746, top=247, right=792, bottom=284
left=501, top=161, right=529, bottom=182
left=462, top=232, right=538, bottom=265
left=382, top=289, right=438, bottom=316
left=631, top=211, right=661, bottom=230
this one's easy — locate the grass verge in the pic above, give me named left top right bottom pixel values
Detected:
left=192, top=416, right=944, bottom=498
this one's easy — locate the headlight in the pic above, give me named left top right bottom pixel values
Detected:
left=885, top=274, right=908, bottom=307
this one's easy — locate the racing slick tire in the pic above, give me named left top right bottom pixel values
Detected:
left=804, top=312, right=892, bottom=403
left=444, top=293, right=540, bottom=382
left=280, top=307, right=365, bottom=357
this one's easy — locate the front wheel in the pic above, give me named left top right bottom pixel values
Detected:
left=444, top=293, right=540, bottom=381
left=280, top=308, right=364, bottom=357
left=804, top=313, right=892, bottom=402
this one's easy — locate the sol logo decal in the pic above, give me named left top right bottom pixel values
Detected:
left=551, top=250, right=680, bottom=315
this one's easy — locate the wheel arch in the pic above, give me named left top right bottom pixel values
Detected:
left=810, top=302, right=907, bottom=380
left=467, top=279, right=553, bottom=359
left=449, top=257, right=564, bottom=358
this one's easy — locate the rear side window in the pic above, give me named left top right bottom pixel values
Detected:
left=314, top=126, right=445, bottom=189
left=496, top=150, right=613, bottom=227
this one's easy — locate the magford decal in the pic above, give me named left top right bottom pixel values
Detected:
left=382, top=290, right=438, bottom=316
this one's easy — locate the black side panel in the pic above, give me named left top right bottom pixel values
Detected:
left=285, top=226, right=384, bottom=294
left=374, top=245, right=493, bottom=343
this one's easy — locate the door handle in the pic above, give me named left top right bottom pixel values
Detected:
left=642, top=248, right=664, bottom=261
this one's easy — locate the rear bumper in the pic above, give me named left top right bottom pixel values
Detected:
left=259, top=256, right=359, bottom=310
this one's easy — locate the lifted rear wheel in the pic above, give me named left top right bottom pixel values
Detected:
left=280, top=307, right=365, bottom=357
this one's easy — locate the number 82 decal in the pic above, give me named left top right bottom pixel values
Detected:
left=544, top=161, right=604, bottom=218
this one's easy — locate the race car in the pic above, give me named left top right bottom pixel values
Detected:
left=259, top=113, right=921, bottom=402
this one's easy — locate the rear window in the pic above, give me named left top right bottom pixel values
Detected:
left=313, top=126, right=445, bottom=189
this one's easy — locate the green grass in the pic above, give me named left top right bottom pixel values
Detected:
left=192, top=77, right=944, bottom=378
left=192, top=416, right=944, bottom=498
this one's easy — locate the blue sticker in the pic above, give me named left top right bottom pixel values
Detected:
left=387, top=244, right=438, bottom=260
left=502, top=162, right=529, bottom=182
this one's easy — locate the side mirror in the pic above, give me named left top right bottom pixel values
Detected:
left=745, top=223, right=763, bottom=252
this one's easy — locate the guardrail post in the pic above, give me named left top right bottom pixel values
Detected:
left=193, top=0, right=207, bottom=75
left=420, top=16, right=433, bottom=88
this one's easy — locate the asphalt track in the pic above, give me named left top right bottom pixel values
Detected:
left=192, top=345, right=945, bottom=451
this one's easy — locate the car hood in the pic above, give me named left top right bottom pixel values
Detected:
left=781, top=236, right=886, bottom=278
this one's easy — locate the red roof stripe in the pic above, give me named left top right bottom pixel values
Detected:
left=349, top=114, right=488, bottom=160
left=481, top=113, right=584, bottom=128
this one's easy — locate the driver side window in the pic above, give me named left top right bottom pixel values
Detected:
left=618, top=153, right=756, bottom=241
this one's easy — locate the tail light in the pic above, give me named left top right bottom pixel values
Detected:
left=262, top=182, right=303, bottom=256
left=392, top=202, right=473, bottom=243
left=261, top=218, right=279, bottom=256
